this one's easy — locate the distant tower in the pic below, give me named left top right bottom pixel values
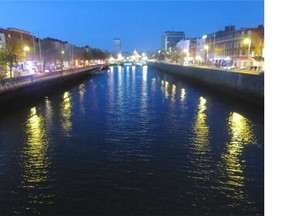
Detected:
left=113, top=38, right=121, bottom=55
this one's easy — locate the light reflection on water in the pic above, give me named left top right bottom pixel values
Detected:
left=221, top=112, right=257, bottom=200
left=192, top=96, right=210, bottom=155
left=23, top=107, right=49, bottom=185
left=18, top=106, right=54, bottom=214
left=0, top=65, right=263, bottom=215
left=180, top=88, right=186, bottom=102
left=171, top=84, right=177, bottom=104
left=188, top=96, right=212, bottom=184
left=78, top=83, right=86, bottom=114
left=61, top=91, right=72, bottom=136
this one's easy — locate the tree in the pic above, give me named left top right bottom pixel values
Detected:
left=82, top=46, right=109, bottom=61
left=0, top=37, right=24, bottom=78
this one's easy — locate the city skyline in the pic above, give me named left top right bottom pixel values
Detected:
left=0, top=0, right=264, bottom=52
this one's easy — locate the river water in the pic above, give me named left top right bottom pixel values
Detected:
left=0, top=65, right=264, bottom=215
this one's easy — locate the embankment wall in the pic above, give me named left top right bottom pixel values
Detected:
left=148, top=62, right=264, bottom=106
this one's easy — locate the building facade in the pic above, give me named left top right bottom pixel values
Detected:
left=188, top=25, right=264, bottom=68
left=0, top=33, right=5, bottom=49
left=113, top=38, right=121, bottom=55
left=0, top=27, right=45, bottom=62
left=0, top=27, right=45, bottom=76
left=161, top=31, right=185, bottom=51
left=205, top=25, right=264, bottom=68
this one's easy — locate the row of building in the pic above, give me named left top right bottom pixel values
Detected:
left=161, top=25, right=264, bottom=69
left=0, top=27, right=76, bottom=75
left=0, top=27, right=98, bottom=77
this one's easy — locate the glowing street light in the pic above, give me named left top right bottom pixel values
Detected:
left=244, top=38, right=251, bottom=57
left=24, top=46, right=30, bottom=52
left=61, top=50, right=65, bottom=69
left=23, top=46, right=30, bottom=61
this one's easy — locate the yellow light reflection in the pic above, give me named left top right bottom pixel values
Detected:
left=190, top=96, right=211, bottom=182
left=171, top=84, right=176, bottom=104
left=192, top=96, right=209, bottom=154
left=161, top=80, right=165, bottom=97
left=79, top=84, right=86, bottom=114
left=164, top=81, right=169, bottom=99
left=180, top=88, right=186, bottom=102
left=23, top=107, right=49, bottom=185
left=222, top=112, right=257, bottom=199
left=61, top=91, right=72, bottom=136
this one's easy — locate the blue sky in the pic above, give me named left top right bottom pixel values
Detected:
left=0, top=0, right=264, bottom=52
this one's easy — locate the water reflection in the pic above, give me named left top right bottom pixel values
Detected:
left=45, top=97, right=53, bottom=127
left=23, top=107, right=50, bottom=185
left=19, top=107, right=53, bottom=214
left=61, top=91, right=72, bottom=136
left=78, top=84, right=86, bottom=114
left=190, top=96, right=211, bottom=182
left=171, top=84, right=177, bottom=104
left=141, top=66, right=148, bottom=113
left=192, top=97, right=210, bottom=154
left=222, top=112, right=257, bottom=199
left=151, top=77, right=156, bottom=92
left=161, top=80, right=170, bottom=99
left=180, top=88, right=186, bottom=103
left=142, top=65, right=147, bottom=82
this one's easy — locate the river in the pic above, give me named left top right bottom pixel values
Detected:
left=0, top=65, right=264, bottom=215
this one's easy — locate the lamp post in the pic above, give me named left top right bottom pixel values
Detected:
left=244, top=38, right=251, bottom=58
left=23, top=46, right=30, bottom=74
left=23, top=46, right=30, bottom=61
left=61, top=50, right=65, bottom=69
left=204, top=45, right=209, bottom=65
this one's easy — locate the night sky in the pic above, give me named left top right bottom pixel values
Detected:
left=0, top=0, right=264, bottom=52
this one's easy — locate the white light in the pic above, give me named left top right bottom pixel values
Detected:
left=117, top=53, right=123, bottom=60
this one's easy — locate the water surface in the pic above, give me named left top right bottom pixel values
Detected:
left=0, top=65, right=264, bottom=215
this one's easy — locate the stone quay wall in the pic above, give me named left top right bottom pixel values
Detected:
left=148, top=62, right=264, bottom=106
left=0, top=66, right=96, bottom=105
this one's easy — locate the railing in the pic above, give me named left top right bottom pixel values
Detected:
left=0, top=66, right=96, bottom=94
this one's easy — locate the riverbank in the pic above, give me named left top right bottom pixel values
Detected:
left=0, top=66, right=96, bottom=108
left=148, top=62, right=264, bottom=106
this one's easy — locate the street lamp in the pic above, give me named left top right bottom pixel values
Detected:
left=61, top=50, right=65, bottom=69
left=23, top=46, right=30, bottom=61
left=204, top=45, right=209, bottom=65
left=244, top=38, right=251, bottom=58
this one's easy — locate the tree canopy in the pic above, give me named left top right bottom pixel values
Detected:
left=0, top=37, right=24, bottom=78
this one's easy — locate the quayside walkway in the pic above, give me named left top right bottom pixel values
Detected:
left=0, top=66, right=97, bottom=94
